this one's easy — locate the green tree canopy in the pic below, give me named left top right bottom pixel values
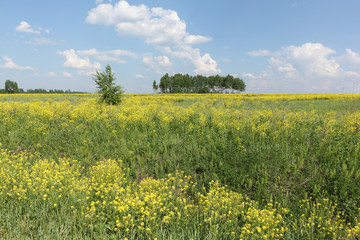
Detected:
left=157, top=73, right=246, bottom=93
left=93, top=65, right=123, bottom=105
left=152, top=80, right=158, bottom=92
left=5, top=80, right=19, bottom=94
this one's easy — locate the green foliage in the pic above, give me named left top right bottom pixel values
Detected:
left=93, top=65, right=123, bottom=105
left=159, top=73, right=170, bottom=93
left=1, top=94, right=360, bottom=238
left=158, top=73, right=246, bottom=93
left=26, top=88, right=47, bottom=93
left=5, top=79, right=19, bottom=93
left=1, top=150, right=358, bottom=239
left=25, top=89, right=82, bottom=93
left=152, top=80, right=158, bottom=92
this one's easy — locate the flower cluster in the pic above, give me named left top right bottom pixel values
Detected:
left=0, top=148, right=359, bottom=239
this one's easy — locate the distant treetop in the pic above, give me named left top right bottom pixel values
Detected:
left=1, top=79, right=84, bottom=94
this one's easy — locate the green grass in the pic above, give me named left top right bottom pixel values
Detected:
left=1, top=93, right=360, bottom=239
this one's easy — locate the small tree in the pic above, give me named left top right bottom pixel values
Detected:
left=5, top=80, right=19, bottom=94
left=152, top=80, right=158, bottom=92
left=93, top=65, right=123, bottom=105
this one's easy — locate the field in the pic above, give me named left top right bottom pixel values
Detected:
left=1, top=93, right=360, bottom=239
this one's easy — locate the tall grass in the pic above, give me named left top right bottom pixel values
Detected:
left=1, top=93, right=360, bottom=239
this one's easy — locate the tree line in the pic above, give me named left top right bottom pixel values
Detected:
left=153, top=73, right=246, bottom=93
left=0, top=80, right=83, bottom=94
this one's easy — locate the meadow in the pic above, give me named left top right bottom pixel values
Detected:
left=0, top=93, right=360, bottom=239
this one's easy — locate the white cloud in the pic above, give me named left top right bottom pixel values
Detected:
left=243, top=73, right=255, bottom=79
left=58, top=48, right=138, bottom=76
left=77, top=49, right=99, bottom=56
left=57, top=49, right=101, bottom=76
left=143, top=55, right=172, bottom=74
left=0, top=56, right=34, bottom=71
left=247, top=49, right=271, bottom=57
left=135, top=74, right=145, bottom=78
left=58, top=49, right=101, bottom=70
left=86, top=1, right=149, bottom=25
left=77, top=48, right=137, bottom=64
left=14, top=21, right=41, bottom=34
left=62, top=72, right=73, bottom=78
left=194, top=53, right=220, bottom=75
left=86, top=1, right=220, bottom=75
left=339, top=49, right=360, bottom=72
left=184, top=35, right=212, bottom=45
left=245, top=43, right=360, bottom=93
left=169, top=46, right=221, bottom=75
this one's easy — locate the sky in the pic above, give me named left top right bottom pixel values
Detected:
left=0, top=0, right=360, bottom=93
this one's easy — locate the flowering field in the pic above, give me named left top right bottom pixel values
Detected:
left=1, top=93, right=360, bottom=239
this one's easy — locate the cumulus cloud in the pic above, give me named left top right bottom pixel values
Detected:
left=87, top=1, right=149, bottom=25
left=15, top=21, right=41, bottom=34
left=193, top=53, right=220, bottom=75
left=14, top=21, right=49, bottom=34
left=184, top=35, right=212, bottom=45
left=58, top=49, right=101, bottom=70
left=58, top=48, right=138, bottom=76
left=143, top=55, right=172, bottom=74
left=168, top=46, right=221, bottom=75
left=339, top=49, right=360, bottom=72
left=244, top=43, right=360, bottom=93
left=277, top=43, right=341, bottom=77
left=57, top=49, right=101, bottom=76
left=86, top=1, right=220, bottom=75
left=0, top=56, right=34, bottom=71
left=77, top=48, right=137, bottom=64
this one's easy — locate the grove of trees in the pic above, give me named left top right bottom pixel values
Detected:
left=153, top=73, right=246, bottom=93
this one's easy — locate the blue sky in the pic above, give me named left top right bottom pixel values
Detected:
left=1, top=0, right=360, bottom=93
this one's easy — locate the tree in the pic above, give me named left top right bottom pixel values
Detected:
left=5, top=80, right=18, bottom=94
left=159, top=73, right=170, bottom=93
left=152, top=80, right=158, bottom=92
left=232, top=77, right=246, bottom=93
left=93, top=65, right=123, bottom=105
